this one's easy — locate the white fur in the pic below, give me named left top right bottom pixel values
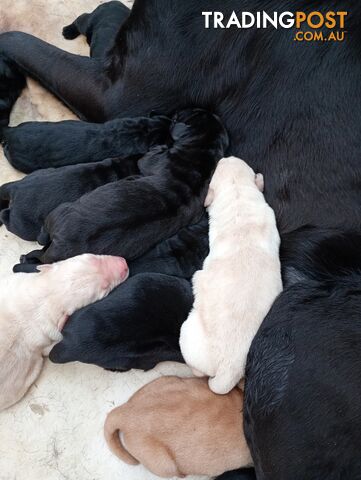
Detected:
left=0, top=254, right=128, bottom=411
left=180, top=156, right=283, bottom=394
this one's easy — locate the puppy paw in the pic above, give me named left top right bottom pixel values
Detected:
left=62, top=24, right=80, bottom=40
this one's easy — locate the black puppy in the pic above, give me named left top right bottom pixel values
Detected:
left=215, top=469, right=256, bottom=480
left=0, top=55, right=25, bottom=133
left=2, top=114, right=170, bottom=173
left=0, top=156, right=140, bottom=241
left=63, top=1, right=130, bottom=58
left=49, top=273, right=192, bottom=371
left=130, top=214, right=209, bottom=279
left=14, top=215, right=209, bottom=278
left=22, top=109, right=227, bottom=264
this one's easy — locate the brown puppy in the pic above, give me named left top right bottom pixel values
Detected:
left=104, top=376, right=252, bottom=478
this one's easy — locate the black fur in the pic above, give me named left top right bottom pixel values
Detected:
left=63, top=1, right=130, bottom=58
left=244, top=276, right=361, bottom=480
left=244, top=229, right=361, bottom=479
left=2, top=114, right=170, bottom=173
left=0, top=157, right=140, bottom=241
left=21, top=109, right=227, bottom=264
left=49, top=273, right=192, bottom=371
left=0, top=1, right=359, bottom=233
left=14, top=215, right=209, bottom=279
left=216, top=469, right=257, bottom=480
left=281, top=226, right=361, bottom=286
left=0, top=55, right=25, bottom=134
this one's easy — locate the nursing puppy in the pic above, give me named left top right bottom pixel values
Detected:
left=0, top=55, right=25, bottom=132
left=0, top=157, right=140, bottom=241
left=0, top=254, right=128, bottom=411
left=180, top=157, right=282, bottom=394
left=104, top=376, right=252, bottom=478
left=15, top=215, right=209, bottom=277
left=49, top=273, right=192, bottom=371
left=2, top=114, right=170, bottom=173
left=22, top=109, right=227, bottom=265
left=63, top=1, right=130, bottom=58
left=130, top=214, right=209, bottom=280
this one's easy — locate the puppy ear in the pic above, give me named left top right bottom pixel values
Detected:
left=204, top=188, right=215, bottom=207
left=255, top=173, right=264, bottom=192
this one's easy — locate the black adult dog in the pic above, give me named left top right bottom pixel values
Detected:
left=49, top=273, right=192, bottom=371
left=2, top=114, right=170, bottom=173
left=21, top=109, right=227, bottom=264
left=216, top=469, right=256, bottom=480
left=0, top=157, right=140, bottom=241
left=244, top=228, right=361, bottom=479
left=1, top=1, right=361, bottom=478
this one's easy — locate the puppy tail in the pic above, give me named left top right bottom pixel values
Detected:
left=104, top=406, right=139, bottom=466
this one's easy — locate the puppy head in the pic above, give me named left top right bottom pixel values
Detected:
left=205, top=157, right=264, bottom=206
left=170, top=108, right=229, bottom=157
left=36, top=254, right=129, bottom=315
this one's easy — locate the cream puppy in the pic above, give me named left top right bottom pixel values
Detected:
left=180, top=156, right=282, bottom=394
left=0, top=254, right=128, bottom=411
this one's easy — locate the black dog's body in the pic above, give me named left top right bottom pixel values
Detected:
left=49, top=273, right=192, bottom=371
left=23, top=110, right=227, bottom=264
left=0, top=1, right=359, bottom=233
left=2, top=114, right=170, bottom=173
left=0, top=157, right=140, bottom=241
left=63, top=1, right=130, bottom=58
left=244, top=275, right=361, bottom=480
left=281, top=226, right=361, bottom=286
left=216, top=470, right=257, bottom=480
left=244, top=229, right=361, bottom=479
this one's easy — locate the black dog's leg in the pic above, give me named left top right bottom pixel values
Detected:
left=63, top=1, right=131, bottom=58
left=0, top=32, right=110, bottom=122
left=2, top=115, right=170, bottom=173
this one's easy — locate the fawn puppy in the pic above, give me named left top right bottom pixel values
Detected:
left=104, top=376, right=252, bottom=478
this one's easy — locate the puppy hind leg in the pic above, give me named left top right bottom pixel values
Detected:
left=138, top=437, right=185, bottom=479
left=62, top=13, right=89, bottom=40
